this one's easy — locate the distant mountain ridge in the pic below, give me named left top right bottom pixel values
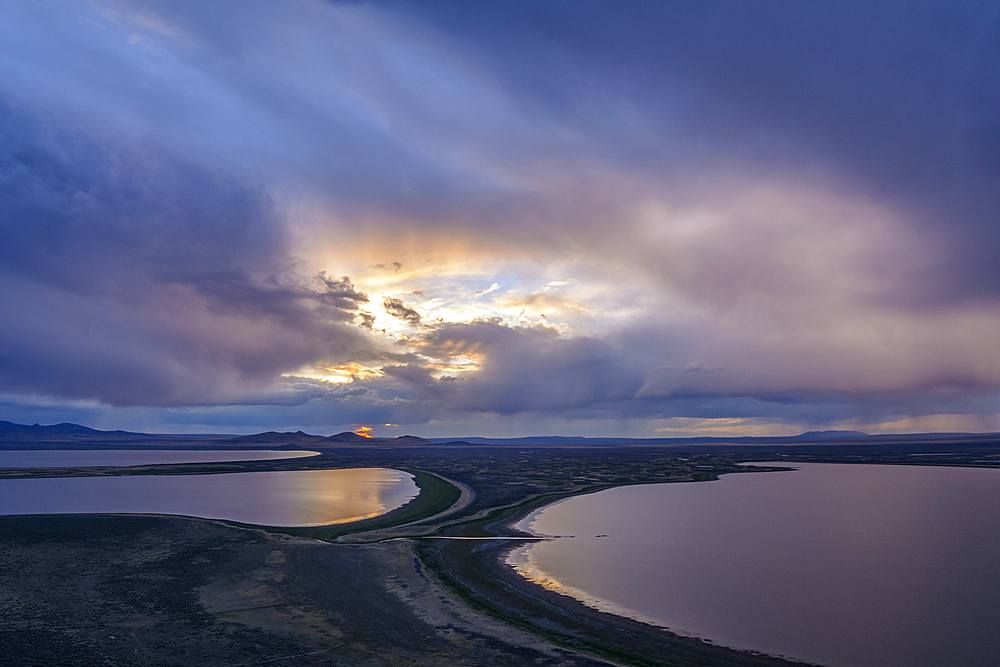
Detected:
left=228, top=430, right=434, bottom=447
left=0, top=421, right=115, bottom=436
left=0, top=420, right=150, bottom=441
left=226, top=430, right=328, bottom=444
left=436, top=430, right=1000, bottom=447
left=0, top=420, right=435, bottom=448
left=792, top=430, right=871, bottom=440
left=1, top=420, right=998, bottom=449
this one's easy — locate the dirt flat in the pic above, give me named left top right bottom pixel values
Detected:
left=0, top=514, right=618, bottom=666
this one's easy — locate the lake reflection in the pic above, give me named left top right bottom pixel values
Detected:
left=0, top=468, right=417, bottom=527
left=511, top=463, right=1000, bottom=667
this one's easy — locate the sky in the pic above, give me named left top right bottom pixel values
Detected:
left=2, top=0, right=1000, bottom=438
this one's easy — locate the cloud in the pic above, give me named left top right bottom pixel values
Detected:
left=2, top=0, right=1000, bottom=435
left=372, top=320, right=645, bottom=415
left=382, top=297, right=423, bottom=325
left=0, top=95, right=374, bottom=406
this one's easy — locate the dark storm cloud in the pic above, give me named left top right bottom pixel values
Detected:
left=401, top=321, right=644, bottom=414
left=322, top=319, right=1000, bottom=429
left=0, top=99, right=371, bottom=406
left=88, top=0, right=524, bottom=220
left=381, top=0, right=1000, bottom=300
left=382, top=297, right=422, bottom=325
left=2, top=0, right=1000, bottom=434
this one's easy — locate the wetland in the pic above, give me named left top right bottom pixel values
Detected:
left=3, top=439, right=1000, bottom=666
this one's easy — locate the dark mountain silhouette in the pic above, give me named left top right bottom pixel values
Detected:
left=227, top=431, right=328, bottom=445
left=390, top=435, right=436, bottom=445
left=0, top=420, right=150, bottom=443
left=1, top=421, right=110, bottom=436
left=324, top=431, right=374, bottom=443
left=1, top=420, right=997, bottom=450
left=229, top=431, right=436, bottom=446
left=324, top=432, right=435, bottom=446
left=435, top=431, right=1000, bottom=447
left=0, top=420, right=438, bottom=448
left=790, top=430, right=871, bottom=441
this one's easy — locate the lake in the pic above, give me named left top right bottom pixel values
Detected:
left=510, top=462, right=1000, bottom=667
left=0, top=467, right=417, bottom=526
left=0, top=449, right=320, bottom=468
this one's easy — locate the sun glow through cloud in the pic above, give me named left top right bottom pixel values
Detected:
left=1, top=0, right=1000, bottom=437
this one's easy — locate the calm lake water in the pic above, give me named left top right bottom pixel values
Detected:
left=0, top=449, right=319, bottom=468
left=511, top=462, right=1000, bottom=667
left=0, top=468, right=417, bottom=526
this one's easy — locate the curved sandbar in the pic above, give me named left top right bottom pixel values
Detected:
left=410, top=479, right=812, bottom=667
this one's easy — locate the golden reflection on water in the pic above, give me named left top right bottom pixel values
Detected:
left=239, top=468, right=417, bottom=526
left=0, top=467, right=419, bottom=528
left=267, top=468, right=415, bottom=525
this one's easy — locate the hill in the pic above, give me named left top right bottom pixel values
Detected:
left=1, top=420, right=998, bottom=450
left=0, top=421, right=437, bottom=449
left=227, top=431, right=329, bottom=445
left=0, top=420, right=163, bottom=445
left=323, top=432, right=435, bottom=446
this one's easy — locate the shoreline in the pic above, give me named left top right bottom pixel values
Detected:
left=413, top=477, right=816, bottom=667
left=478, top=462, right=1000, bottom=667
left=0, top=449, right=815, bottom=665
left=14, top=444, right=996, bottom=665
left=502, top=476, right=770, bottom=646
left=492, top=498, right=817, bottom=666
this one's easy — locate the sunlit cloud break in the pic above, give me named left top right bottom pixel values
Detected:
left=1, top=0, right=1000, bottom=437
